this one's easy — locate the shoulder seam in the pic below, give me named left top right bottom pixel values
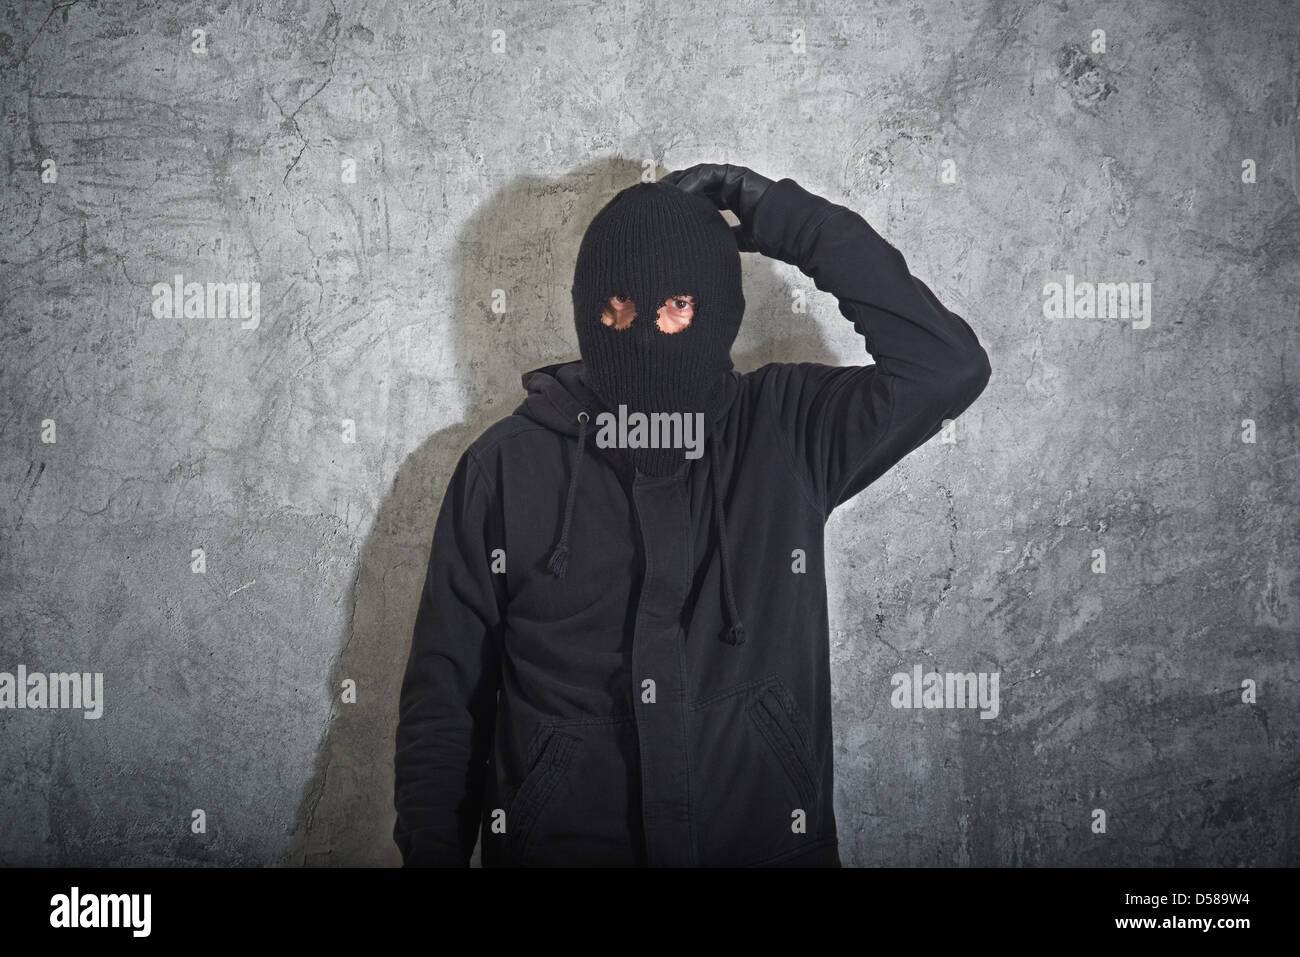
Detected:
left=757, top=366, right=830, bottom=520
left=826, top=372, right=897, bottom=511
left=470, top=418, right=556, bottom=460
left=465, top=445, right=497, bottom=497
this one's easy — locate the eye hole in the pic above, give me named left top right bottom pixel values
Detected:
left=656, top=294, right=694, bottom=334
left=601, top=294, right=636, bottom=330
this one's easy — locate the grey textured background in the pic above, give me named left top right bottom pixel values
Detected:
left=1, top=0, right=1297, bottom=867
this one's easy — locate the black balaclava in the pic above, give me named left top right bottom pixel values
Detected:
left=571, top=180, right=745, bottom=477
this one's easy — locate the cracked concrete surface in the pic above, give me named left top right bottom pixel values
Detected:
left=1, top=0, right=1297, bottom=866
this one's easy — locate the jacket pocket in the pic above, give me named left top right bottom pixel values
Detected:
left=689, top=675, right=824, bottom=866
left=746, top=680, right=818, bottom=811
left=506, top=726, right=581, bottom=861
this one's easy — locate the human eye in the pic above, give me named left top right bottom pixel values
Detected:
left=601, top=294, right=636, bottom=329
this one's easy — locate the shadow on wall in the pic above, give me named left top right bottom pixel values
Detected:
left=281, top=158, right=844, bottom=866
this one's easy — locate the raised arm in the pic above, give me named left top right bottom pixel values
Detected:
left=664, top=164, right=992, bottom=515
left=752, top=175, right=991, bottom=512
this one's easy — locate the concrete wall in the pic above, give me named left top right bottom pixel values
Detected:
left=0, top=0, right=1295, bottom=866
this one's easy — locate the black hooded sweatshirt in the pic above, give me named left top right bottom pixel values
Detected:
left=393, top=176, right=993, bottom=867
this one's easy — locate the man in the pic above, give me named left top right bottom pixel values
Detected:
left=393, top=163, right=992, bottom=866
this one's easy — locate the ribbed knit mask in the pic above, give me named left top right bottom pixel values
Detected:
left=571, top=181, right=745, bottom=476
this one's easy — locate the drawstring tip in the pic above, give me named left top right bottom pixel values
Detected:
left=720, top=621, right=746, bottom=645
left=547, top=543, right=570, bottom=579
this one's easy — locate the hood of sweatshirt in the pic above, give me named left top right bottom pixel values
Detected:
left=514, top=359, right=749, bottom=645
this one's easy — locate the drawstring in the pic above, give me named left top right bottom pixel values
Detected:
left=546, top=411, right=745, bottom=647
left=708, top=431, right=746, bottom=645
left=547, top=410, right=589, bottom=579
